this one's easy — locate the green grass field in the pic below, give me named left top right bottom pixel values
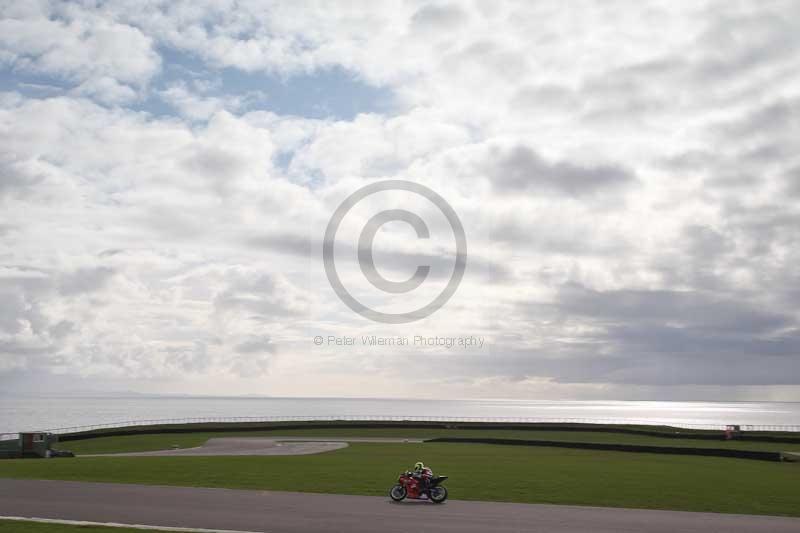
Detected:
left=2, top=442, right=798, bottom=517
left=0, top=520, right=168, bottom=532
left=52, top=427, right=800, bottom=455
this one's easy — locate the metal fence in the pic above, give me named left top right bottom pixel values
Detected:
left=12, top=415, right=800, bottom=435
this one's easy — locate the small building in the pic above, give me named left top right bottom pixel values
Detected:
left=0, top=435, right=20, bottom=458
left=0, top=432, right=61, bottom=458
left=724, top=425, right=742, bottom=440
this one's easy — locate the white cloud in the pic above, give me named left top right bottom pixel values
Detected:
left=1, top=1, right=799, bottom=399
left=71, top=76, right=139, bottom=104
left=0, top=5, right=160, bottom=102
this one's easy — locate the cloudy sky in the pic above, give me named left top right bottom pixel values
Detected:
left=1, top=1, right=798, bottom=400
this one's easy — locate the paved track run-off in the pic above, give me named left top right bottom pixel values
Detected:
left=80, top=438, right=350, bottom=457
left=78, top=437, right=428, bottom=457
left=1, top=479, right=799, bottom=533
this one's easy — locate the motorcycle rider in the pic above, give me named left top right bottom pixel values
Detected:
left=411, top=461, right=433, bottom=493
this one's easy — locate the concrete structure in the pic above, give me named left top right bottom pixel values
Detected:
left=0, top=432, right=60, bottom=458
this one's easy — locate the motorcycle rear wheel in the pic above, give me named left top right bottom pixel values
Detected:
left=389, top=484, right=407, bottom=501
left=429, top=486, right=448, bottom=503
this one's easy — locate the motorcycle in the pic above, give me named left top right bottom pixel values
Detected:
left=389, top=471, right=448, bottom=503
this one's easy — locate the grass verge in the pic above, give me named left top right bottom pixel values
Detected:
left=0, top=519, right=168, bottom=532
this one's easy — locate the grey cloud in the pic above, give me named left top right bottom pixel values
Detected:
left=694, top=100, right=800, bottom=201
left=247, top=233, right=313, bottom=257
left=418, top=291, right=800, bottom=386
left=509, top=84, right=578, bottom=112
left=48, top=320, right=75, bottom=339
left=715, top=98, right=800, bottom=142
left=719, top=202, right=800, bottom=258
left=410, top=4, right=469, bottom=31
left=486, top=145, right=635, bottom=197
left=739, top=143, right=795, bottom=167
left=540, top=351, right=800, bottom=387
left=0, top=264, right=118, bottom=372
left=682, top=225, right=731, bottom=260
left=660, top=143, right=789, bottom=198
left=783, top=165, right=800, bottom=196
left=647, top=224, right=740, bottom=292
left=661, top=150, right=717, bottom=172
left=532, top=285, right=800, bottom=385
left=705, top=173, right=760, bottom=190
left=140, top=205, right=207, bottom=240
left=180, top=146, right=251, bottom=197
left=655, top=96, right=799, bottom=275
left=0, top=340, right=52, bottom=357
left=0, top=287, right=56, bottom=365
left=0, top=291, right=29, bottom=335
left=182, top=146, right=248, bottom=182
left=691, top=8, right=800, bottom=83
left=680, top=99, right=800, bottom=192
left=213, top=273, right=307, bottom=318
left=58, top=266, right=115, bottom=296
left=605, top=323, right=800, bottom=358
left=487, top=216, right=630, bottom=256
left=160, top=341, right=213, bottom=374
left=575, top=5, right=800, bottom=123
left=247, top=231, right=512, bottom=282
left=0, top=266, right=51, bottom=290
left=405, top=283, right=800, bottom=387
left=229, top=350, right=273, bottom=377
left=579, top=63, right=675, bottom=119
left=390, top=277, right=800, bottom=387
left=450, top=41, right=529, bottom=81
left=234, top=336, right=276, bottom=354
left=555, top=284, right=791, bottom=334
left=0, top=152, right=46, bottom=198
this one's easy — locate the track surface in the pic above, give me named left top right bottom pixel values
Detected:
left=83, top=438, right=349, bottom=457
left=81, top=437, right=427, bottom=457
left=1, top=479, right=798, bottom=533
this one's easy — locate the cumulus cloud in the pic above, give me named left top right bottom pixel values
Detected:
left=1, top=1, right=799, bottom=399
left=0, top=6, right=160, bottom=102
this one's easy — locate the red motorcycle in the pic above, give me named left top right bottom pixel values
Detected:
left=389, top=471, right=448, bottom=503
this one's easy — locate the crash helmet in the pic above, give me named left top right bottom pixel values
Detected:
left=414, top=461, right=424, bottom=471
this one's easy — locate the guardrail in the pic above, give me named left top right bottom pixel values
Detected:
left=20, top=415, right=800, bottom=435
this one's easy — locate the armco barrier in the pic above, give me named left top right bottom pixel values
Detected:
left=426, top=437, right=784, bottom=462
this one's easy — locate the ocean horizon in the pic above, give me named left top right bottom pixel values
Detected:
left=2, top=395, right=799, bottom=434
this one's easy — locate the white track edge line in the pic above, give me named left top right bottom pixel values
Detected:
left=0, top=515, right=263, bottom=533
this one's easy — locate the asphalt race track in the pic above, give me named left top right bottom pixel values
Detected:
left=1, top=479, right=798, bottom=533
left=81, top=437, right=427, bottom=457
left=82, top=438, right=349, bottom=457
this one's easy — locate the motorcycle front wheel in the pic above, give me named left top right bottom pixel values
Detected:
left=429, top=486, right=448, bottom=503
left=389, top=484, right=407, bottom=501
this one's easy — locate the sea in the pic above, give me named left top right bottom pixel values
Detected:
left=1, top=396, right=799, bottom=434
